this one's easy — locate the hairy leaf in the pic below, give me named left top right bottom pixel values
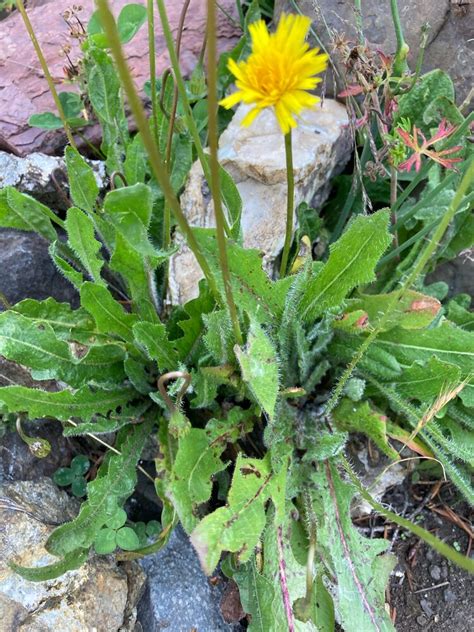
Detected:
left=46, top=419, right=152, bottom=556
left=80, top=282, right=138, bottom=343
left=332, top=399, right=398, bottom=459
left=190, top=453, right=276, bottom=574
left=12, top=297, right=94, bottom=340
left=311, top=462, right=395, bottom=632
left=0, top=187, right=57, bottom=240
left=0, top=385, right=135, bottom=421
left=65, top=146, right=99, bottom=213
left=235, top=319, right=279, bottom=419
left=10, top=549, right=88, bottom=582
left=390, top=356, right=462, bottom=401
left=133, top=321, right=178, bottom=371
left=65, top=207, right=104, bottom=284
left=300, top=210, right=391, bottom=322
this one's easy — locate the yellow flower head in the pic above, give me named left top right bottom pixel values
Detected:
left=219, top=13, right=328, bottom=135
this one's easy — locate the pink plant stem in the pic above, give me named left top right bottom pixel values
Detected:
left=277, top=525, right=295, bottom=632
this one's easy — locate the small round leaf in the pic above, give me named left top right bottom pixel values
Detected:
left=70, top=455, right=90, bottom=475
left=105, top=508, right=127, bottom=529
left=116, top=527, right=140, bottom=551
left=94, top=528, right=117, bottom=555
left=53, top=467, right=74, bottom=487
left=145, top=520, right=161, bottom=537
left=71, top=477, right=88, bottom=498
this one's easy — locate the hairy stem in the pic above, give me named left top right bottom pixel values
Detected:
left=16, top=0, right=77, bottom=149
left=280, top=131, right=295, bottom=278
left=147, top=0, right=160, bottom=149
left=96, top=0, right=220, bottom=302
left=155, top=0, right=232, bottom=236
left=206, top=0, right=243, bottom=345
left=353, top=0, right=364, bottom=45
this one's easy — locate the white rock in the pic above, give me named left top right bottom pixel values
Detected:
left=169, top=99, right=350, bottom=304
left=0, top=478, right=145, bottom=631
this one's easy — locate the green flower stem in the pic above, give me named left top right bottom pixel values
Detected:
left=353, top=0, right=364, bottom=45
left=96, top=0, right=220, bottom=303
left=155, top=0, right=231, bottom=237
left=16, top=0, right=77, bottom=150
left=279, top=131, right=295, bottom=278
left=206, top=0, right=242, bottom=346
left=147, top=0, right=160, bottom=149
left=390, top=0, right=409, bottom=75
left=326, top=156, right=474, bottom=414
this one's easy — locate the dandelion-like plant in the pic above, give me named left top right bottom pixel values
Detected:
left=220, top=13, right=328, bottom=276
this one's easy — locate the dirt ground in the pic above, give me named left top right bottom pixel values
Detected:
left=381, top=480, right=474, bottom=631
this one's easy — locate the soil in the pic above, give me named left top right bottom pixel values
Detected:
left=381, top=479, right=474, bottom=631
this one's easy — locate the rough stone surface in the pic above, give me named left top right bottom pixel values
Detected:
left=0, top=0, right=240, bottom=156
left=169, top=99, right=350, bottom=304
left=275, top=0, right=473, bottom=102
left=0, top=229, right=78, bottom=308
left=0, top=150, right=106, bottom=209
left=0, top=478, right=146, bottom=631
left=138, top=526, right=233, bottom=631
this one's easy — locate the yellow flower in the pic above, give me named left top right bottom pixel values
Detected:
left=219, top=13, right=328, bottom=135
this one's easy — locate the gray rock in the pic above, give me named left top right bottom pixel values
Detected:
left=444, top=588, right=457, bottom=603
left=169, top=99, right=350, bottom=304
left=138, top=526, right=232, bottom=631
left=0, top=478, right=146, bottom=631
left=0, top=150, right=106, bottom=210
left=0, top=420, right=73, bottom=484
left=430, top=564, right=442, bottom=581
left=275, top=0, right=473, bottom=103
left=0, top=229, right=77, bottom=308
left=420, top=598, right=434, bottom=617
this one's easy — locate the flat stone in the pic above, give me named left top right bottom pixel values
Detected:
left=275, top=0, right=472, bottom=102
left=430, top=565, right=442, bottom=581
left=169, top=99, right=350, bottom=304
left=138, top=526, right=232, bottom=631
left=0, top=0, right=240, bottom=155
left=0, top=478, right=146, bottom=631
left=0, top=229, right=78, bottom=308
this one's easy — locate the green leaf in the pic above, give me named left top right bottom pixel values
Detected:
left=59, top=91, right=83, bottom=118
left=0, top=384, right=135, bottom=421
left=53, top=467, right=75, bottom=486
left=12, top=297, right=94, bottom=340
left=65, top=147, right=99, bottom=213
left=103, top=184, right=157, bottom=258
left=0, top=310, right=125, bottom=387
left=344, top=290, right=441, bottom=331
left=172, top=280, right=214, bottom=360
left=235, top=320, right=279, bottom=419
left=202, top=156, right=242, bottom=238
left=300, top=210, right=392, bottom=322
left=170, top=424, right=236, bottom=533
left=87, top=47, right=121, bottom=124
left=194, top=229, right=285, bottom=325
left=312, top=463, right=395, bottom=632
left=395, top=70, right=455, bottom=132
left=71, top=477, right=88, bottom=497
left=47, top=420, right=152, bottom=557
left=375, top=322, right=474, bottom=378
left=124, top=133, right=148, bottom=185
left=203, top=310, right=234, bottom=364
left=117, top=3, right=147, bottom=44
left=49, top=241, right=84, bottom=289
left=80, top=282, right=138, bottom=343
left=28, top=112, right=63, bottom=129
left=133, top=321, right=178, bottom=371
left=390, top=356, right=462, bottom=401
left=190, top=454, right=276, bottom=574
left=65, top=207, right=104, bottom=284
left=94, top=528, right=117, bottom=554
left=116, top=526, right=141, bottom=550
left=70, top=455, right=91, bottom=476
left=10, top=549, right=88, bottom=582
left=233, top=559, right=278, bottom=632
left=333, top=399, right=398, bottom=459
left=106, top=507, right=128, bottom=529
left=0, top=187, right=57, bottom=240
left=110, top=232, right=161, bottom=323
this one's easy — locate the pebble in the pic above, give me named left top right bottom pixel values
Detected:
left=417, top=615, right=428, bottom=626
left=443, top=588, right=457, bottom=603
left=429, top=565, right=442, bottom=581
left=420, top=599, right=434, bottom=617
